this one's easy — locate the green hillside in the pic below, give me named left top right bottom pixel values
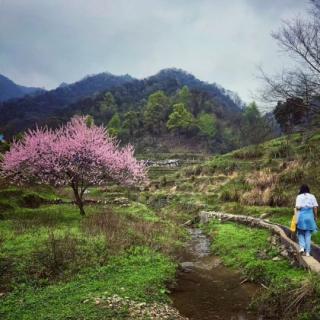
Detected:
left=157, top=131, right=320, bottom=242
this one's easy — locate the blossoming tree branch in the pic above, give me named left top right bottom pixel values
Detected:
left=1, top=116, right=148, bottom=215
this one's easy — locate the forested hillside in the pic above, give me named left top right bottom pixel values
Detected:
left=0, top=72, right=133, bottom=135
left=0, top=69, right=274, bottom=153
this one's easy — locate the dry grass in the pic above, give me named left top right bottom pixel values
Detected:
left=29, top=231, right=97, bottom=281
left=256, top=276, right=320, bottom=319
left=241, top=188, right=264, bottom=206
left=82, top=209, right=181, bottom=256
left=245, top=169, right=278, bottom=189
left=241, top=169, right=279, bottom=206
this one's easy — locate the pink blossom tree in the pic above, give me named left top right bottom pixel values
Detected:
left=1, top=116, right=147, bottom=215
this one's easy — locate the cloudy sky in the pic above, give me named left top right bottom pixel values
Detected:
left=0, top=0, right=309, bottom=103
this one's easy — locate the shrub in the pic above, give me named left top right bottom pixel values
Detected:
left=268, top=142, right=294, bottom=159
left=147, top=193, right=170, bottom=209
left=219, top=188, right=240, bottom=202
left=29, top=231, right=107, bottom=281
left=19, top=193, right=46, bottom=208
left=279, top=168, right=304, bottom=184
left=183, top=166, right=196, bottom=177
left=160, top=175, right=167, bottom=187
left=82, top=210, right=181, bottom=255
left=245, top=169, right=278, bottom=189
left=268, top=191, right=291, bottom=207
left=203, top=157, right=238, bottom=175
left=232, top=146, right=264, bottom=159
left=241, top=188, right=264, bottom=206
left=178, top=182, right=193, bottom=191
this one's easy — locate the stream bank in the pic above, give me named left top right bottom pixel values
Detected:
left=170, top=227, right=263, bottom=320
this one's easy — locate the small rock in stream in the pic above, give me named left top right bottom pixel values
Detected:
left=180, top=262, right=194, bottom=272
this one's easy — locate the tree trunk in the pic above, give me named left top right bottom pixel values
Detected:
left=72, top=184, right=86, bottom=215
left=77, top=199, right=86, bottom=216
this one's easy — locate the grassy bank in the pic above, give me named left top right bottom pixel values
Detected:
left=1, top=248, right=175, bottom=320
left=202, top=220, right=320, bottom=319
left=0, top=184, right=189, bottom=319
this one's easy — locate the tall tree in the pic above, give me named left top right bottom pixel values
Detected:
left=97, top=92, right=117, bottom=123
left=196, top=112, right=217, bottom=140
left=167, top=103, right=194, bottom=139
left=107, top=113, right=122, bottom=137
left=143, top=91, right=170, bottom=136
left=274, top=98, right=306, bottom=134
left=1, top=116, right=147, bottom=215
left=123, top=111, right=140, bottom=139
left=176, top=86, right=191, bottom=109
left=240, top=102, right=273, bottom=146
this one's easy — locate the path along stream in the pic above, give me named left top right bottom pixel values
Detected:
left=170, top=227, right=263, bottom=320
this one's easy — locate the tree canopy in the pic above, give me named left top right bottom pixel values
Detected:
left=1, top=116, right=147, bottom=215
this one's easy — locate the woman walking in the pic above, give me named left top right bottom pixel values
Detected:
left=295, top=185, right=318, bottom=257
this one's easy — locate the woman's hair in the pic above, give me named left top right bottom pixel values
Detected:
left=299, top=184, right=310, bottom=194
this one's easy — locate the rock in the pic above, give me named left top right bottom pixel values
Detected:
left=271, top=236, right=278, bottom=246
left=143, top=159, right=181, bottom=168
left=272, top=256, right=281, bottom=261
left=113, top=197, right=130, bottom=205
left=257, top=249, right=268, bottom=260
left=180, top=261, right=194, bottom=272
left=280, top=250, right=289, bottom=257
left=182, top=220, right=192, bottom=227
left=170, top=186, right=177, bottom=193
left=90, top=294, right=187, bottom=319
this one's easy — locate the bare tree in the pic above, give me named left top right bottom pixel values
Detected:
left=261, top=0, right=320, bottom=127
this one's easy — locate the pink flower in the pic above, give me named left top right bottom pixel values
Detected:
left=1, top=116, right=147, bottom=214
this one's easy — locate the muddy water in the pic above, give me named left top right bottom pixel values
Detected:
left=171, top=228, right=263, bottom=320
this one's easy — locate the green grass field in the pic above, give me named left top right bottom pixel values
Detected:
left=2, top=131, right=320, bottom=319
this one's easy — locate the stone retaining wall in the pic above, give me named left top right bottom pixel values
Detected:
left=199, top=211, right=320, bottom=273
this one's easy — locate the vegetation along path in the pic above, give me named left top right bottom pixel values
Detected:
left=200, top=211, right=320, bottom=273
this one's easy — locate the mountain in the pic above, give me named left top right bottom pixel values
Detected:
left=0, top=69, right=251, bottom=153
left=66, top=68, right=244, bottom=117
left=0, top=74, right=45, bottom=102
left=0, top=72, right=135, bottom=135
left=145, top=69, right=243, bottom=111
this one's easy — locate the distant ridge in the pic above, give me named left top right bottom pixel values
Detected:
left=0, top=68, right=244, bottom=137
left=0, top=74, right=45, bottom=102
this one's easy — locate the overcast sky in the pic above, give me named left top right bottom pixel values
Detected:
left=0, top=0, right=309, bottom=104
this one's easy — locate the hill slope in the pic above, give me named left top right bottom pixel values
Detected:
left=156, top=131, right=320, bottom=240
left=0, top=74, right=44, bottom=102
left=0, top=72, right=135, bottom=135
left=0, top=69, right=242, bottom=138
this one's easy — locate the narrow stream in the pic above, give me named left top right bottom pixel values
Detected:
left=171, top=228, right=263, bottom=320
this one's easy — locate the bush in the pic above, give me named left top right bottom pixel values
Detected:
left=19, top=193, right=46, bottom=208
left=232, top=146, right=264, bottom=159
left=219, top=188, right=240, bottom=202
left=178, top=182, right=193, bottom=191
left=268, top=142, right=294, bottom=159
left=160, top=175, right=167, bottom=187
left=279, top=168, right=304, bottom=184
left=241, top=188, right=264, bottom=206
left=82, top=210, right=181, bottom=255
left=245, top=169, right=278, bottom=189
left=29, top=230, right=107, bottom=281
left=203, top=157, right=238, bottom=175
